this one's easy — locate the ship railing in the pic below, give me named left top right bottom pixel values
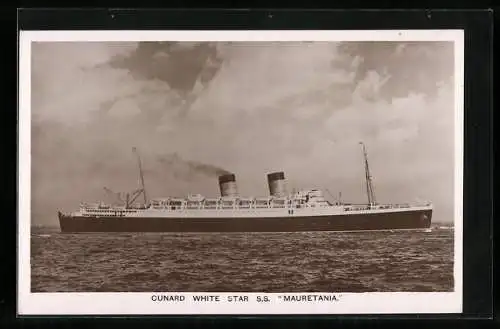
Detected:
left=342, top=205, right=372, bottom=211
left=254, top=202, right=269, bottom=209
left=140, top=201, right=328, bottom=211
left=108, top=196, right=374, bottom=211
left=152, top=200, right=294, bottom=210
left=270, top=198, right=286, bottom=208
left=186, top=201, right=202, bottom=209
left=238, top=202, right=252, bottom=209
left=341, top=202, right=432, bottom=212
left=220, top=199, right=236, bottom=209
left=378, top=202, right=432, bottom=209
left=237, top=198, right=253, bottom=208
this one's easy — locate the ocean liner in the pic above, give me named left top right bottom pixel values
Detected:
left=58, top=143, right=433, bottom=233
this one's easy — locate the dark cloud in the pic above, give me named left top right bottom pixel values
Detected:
left=108, top=42, right=223, bottom=119
left=117, top=42, right=221, bottom=91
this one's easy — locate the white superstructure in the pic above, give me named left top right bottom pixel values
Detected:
left=76, top=189, right=432, bottom=218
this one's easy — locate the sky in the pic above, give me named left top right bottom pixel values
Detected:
left=30, top=40, right=456, bottom=225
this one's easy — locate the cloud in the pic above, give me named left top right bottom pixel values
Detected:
left=30, top=41, right=456, bottom=225
left=337, top=41, right=454, bottom=99
left=31, top=42, right=140, bottom=124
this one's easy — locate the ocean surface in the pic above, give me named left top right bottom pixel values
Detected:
left=31, top=227, right=454, bottom=292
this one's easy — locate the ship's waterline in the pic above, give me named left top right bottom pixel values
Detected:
left=59, top=209, right=432, bottom=233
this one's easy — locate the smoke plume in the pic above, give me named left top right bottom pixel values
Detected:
left=157, top=153, right=232, bottom=177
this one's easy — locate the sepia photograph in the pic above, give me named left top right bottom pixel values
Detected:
left=19, top=30, right=463, bottom=315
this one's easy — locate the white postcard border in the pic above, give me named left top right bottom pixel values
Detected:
left=18, top=29, right=464, bottom=315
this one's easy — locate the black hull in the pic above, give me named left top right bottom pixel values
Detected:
left=58, top=209, right=432, bottom=233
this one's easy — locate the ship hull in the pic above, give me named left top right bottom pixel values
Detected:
left=58, top=209, right=432, bottom=233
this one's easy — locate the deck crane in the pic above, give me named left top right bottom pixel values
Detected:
left=101, top=147, right=149, bottom=209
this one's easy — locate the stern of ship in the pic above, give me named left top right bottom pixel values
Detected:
left=413, top=202, right=433, bottom=229
left=422, top=207, right=433, bottom=228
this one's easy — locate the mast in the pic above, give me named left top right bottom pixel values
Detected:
left=359, top=142, right=376, bottom=206
left=132, top=147, right=148, bottom=204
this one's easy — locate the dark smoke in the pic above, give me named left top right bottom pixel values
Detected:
left=157, top=153, right=231, bottom=177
